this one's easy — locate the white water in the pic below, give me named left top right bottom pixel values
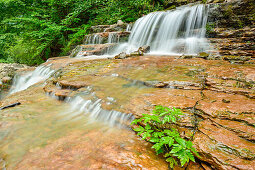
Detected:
left=76, top=4, right=211, bottom=58
left=84, top=34, right=103, bottom=45
left=116, top=4, right=210, bottom=55
left=65, top=96, right=134, bottom=127
left=126, top=24, right=132, bottom=32
left=9, top=65, right=55, bottom=94
left=46, top=88, right=134, bottom=127
left=107, top=32, right=120, bottom=44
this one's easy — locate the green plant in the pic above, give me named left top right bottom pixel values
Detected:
left=206, top=23, right=215, bottom=34
left=131, top=105, right=199, bottom=168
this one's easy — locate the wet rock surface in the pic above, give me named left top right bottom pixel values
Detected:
left=41, top=54, right=255, bottom=169
left=0, top=63, right=32, bottom=87
left=207, top=0, right=255, bottom=59
left=70, top=44, right=117, bottom=58
left=1, top=1, right=255, bottom=169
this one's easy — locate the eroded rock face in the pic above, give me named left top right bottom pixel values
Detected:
left=84, top=31, right=130, bottom=45
left=42, top=54, right=255, bottom=169
left=207, top=0, right=255, bottom=59
left=0, top=63, right=32, bottom=91
left=70, top=44, right=117, bottom=57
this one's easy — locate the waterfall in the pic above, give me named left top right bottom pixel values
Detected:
left=107, top=32, right=120, bottom=44
left=125, top=4, right=210, bottom=55
left=9, top=65, right=55, bottom=94
left=60, top=95, right=134, bottom=127
left=84, top=34, right=103, bottom=45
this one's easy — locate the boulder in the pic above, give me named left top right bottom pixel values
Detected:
left=117, top=20, right=124, bottom=26
left=138, top=45, right=150, bottom=53
left=114, top=52, right=130, bottom=59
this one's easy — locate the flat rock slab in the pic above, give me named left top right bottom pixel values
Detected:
left=41, top=55, right=255, bottom=169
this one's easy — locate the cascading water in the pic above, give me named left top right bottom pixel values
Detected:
left=107, top=32, right=120, bottom=44
left=9, top=65, right=55, bottom=94
left=65, top=96, right=134, bottom=127
left=118, top=4, right=211, bottom=55
left=84, top=34, right=103, bottom=45
left=47, top=86, right=134, bottom=127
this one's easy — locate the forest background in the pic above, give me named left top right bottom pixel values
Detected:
left=0, top=0, right=168, bottom=65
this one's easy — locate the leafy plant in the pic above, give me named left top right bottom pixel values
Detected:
left=0, top=0, right=163, bottom=65
left=131, top=105, right=199, bottom=168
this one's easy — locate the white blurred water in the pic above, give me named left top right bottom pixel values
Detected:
left=9, top=65, right=55, bottom=94
left=116, top=4, right=211, bottom=55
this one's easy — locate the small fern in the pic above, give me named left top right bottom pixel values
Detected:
left=131, top=105, right=199, bottom=168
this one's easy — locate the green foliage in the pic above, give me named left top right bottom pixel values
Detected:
left=0, top=0, right=163, bottom=65
left=132, top=105, right=199, bottom=168
left=201, top=0, right=207, bottom=4
left=206, top=22, right=215, bottom=35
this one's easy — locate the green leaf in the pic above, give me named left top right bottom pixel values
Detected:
left=166, top=157, right=177, bottom=168
left=131, top=118, right=142, bottom=125
left=151, top=115, right=161, bottom=123
left=160, top=136, right=173, bottom=146
left=191, top=147, right=200, bottom=157
left=163, top=115, right=170, bottom=124
left=157, top=147, right=164, bottom=154
left=145, top=124, right=152, bottom=130
left=133, top=126, right=144, bottom=132
left=175, top=137, right=186, bottom=147
left=159, top=111, right=168, bottom=117
left=170, top=144, right=182, bottom=154
left=164, top=152, right=171, bottom=158
left=168, top=138, right=174, bottom=147
left=180, top=156, right=189, bottom=167
left=142, top=132, right=151, bottom=140
left=149, top=137, right=160, bottom=143
left=187, top=150, right=195, bottom=162
left=152, top=143, right=163, bottom=153
left=186, top=141, right=193, bottom=149
left=153, top=132, right=164, bottom=138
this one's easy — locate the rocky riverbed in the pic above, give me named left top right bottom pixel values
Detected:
left=0, top=0, right=254, bottom=169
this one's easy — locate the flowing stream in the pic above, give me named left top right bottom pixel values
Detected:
left=9, top=65, right=55, bottom=94
left=1, top=4, right=213, bottom=169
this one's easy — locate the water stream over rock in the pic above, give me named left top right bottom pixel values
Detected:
left=1, top=1, right=254, bottom=169
left=125, top=4, right=211, bottom=55
left=9, top=65, right=55, bottom=94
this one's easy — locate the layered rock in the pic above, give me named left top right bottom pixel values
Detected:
left=207, top=0, right=255, bottom=58
left=89, top=21, right=133, bottom=33
left=42, top=54, right=255, bottom=169
left=70, top=44, right=117, bottom=57
left=0, top=63, right=32, bottom=90
left=84, top=31, right=130, bottom=45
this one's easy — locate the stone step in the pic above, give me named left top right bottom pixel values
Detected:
left=70, top=44, right=117, bottom=57
left=211, top=27, right=255, bottom=39
left=90, top=22, right=132, bottom=33
left=217, top=50, right=254, bottom=56
left=84, top=31, right=130, bottom=45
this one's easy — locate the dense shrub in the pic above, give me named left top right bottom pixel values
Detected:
left=0, top=0, right=163, bottom=65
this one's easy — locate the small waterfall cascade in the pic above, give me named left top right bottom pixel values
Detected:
left=65, top=96, right=134, bottom=127
left=126, top=24, right=132, bottom=32
left=47, top=85, right=134, bottom=127
left=126, top=4, right=210, bottom=55
left=9, top=65, right=55, bottom=94
left=107, top=32, right=120, bottom=44
left=84, top=34, right=103, bottom=45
